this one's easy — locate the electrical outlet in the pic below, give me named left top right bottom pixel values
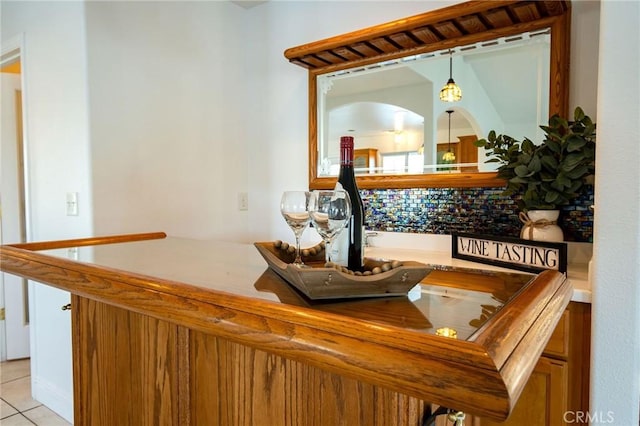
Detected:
left=238, top=192, right=248, bottom=211
left=67, top=247, right=79, bottom=260
left=66, top=192, right=78, bottom=216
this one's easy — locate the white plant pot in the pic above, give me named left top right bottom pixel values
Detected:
left=519, top=210, right=564, bottom=242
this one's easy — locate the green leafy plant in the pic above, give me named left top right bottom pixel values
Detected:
left=475, top=107, right=596, bottom=211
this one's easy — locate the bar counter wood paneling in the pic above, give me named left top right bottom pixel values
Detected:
left=0, top=232, right=574, bottom=425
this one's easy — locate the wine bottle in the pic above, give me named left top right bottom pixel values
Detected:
left=332, top=135, right=365, bottom=271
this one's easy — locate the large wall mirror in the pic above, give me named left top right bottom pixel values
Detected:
left=285, top=0, right=570, bottom=189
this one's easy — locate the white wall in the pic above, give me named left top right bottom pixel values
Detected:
left=591, top=0, right=640, bottom=424
left=1, top=1, right=93, bottom=422
left=1, top=3, right=93, bottom=242
left=244, top=1, right=453, bottom=246
left=85, top=1, right=251, bottom=242
left=570, top=0, right=600, bottom=114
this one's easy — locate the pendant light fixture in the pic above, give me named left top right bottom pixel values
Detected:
left=439, top=50, right=462, bottom=102
left=442, top=109, right=456, bottom=162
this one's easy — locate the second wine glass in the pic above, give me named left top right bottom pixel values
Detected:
left=309, top=190, right=351, bottom=264
left=280, top=191, right=312, bottom=267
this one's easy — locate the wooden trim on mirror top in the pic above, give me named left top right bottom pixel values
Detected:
left=284, top=0, right=571, bottom=190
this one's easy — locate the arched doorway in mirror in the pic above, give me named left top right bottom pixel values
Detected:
left=326, top=101, right=425, bottom=175
left=435, top=108, right=480, bottom=173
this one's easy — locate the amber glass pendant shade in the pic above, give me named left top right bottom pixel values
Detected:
left=440, top=52, right=462, bottom=102
left=442, top=109, right=456, bottom=162
left=439, top=79, right=462, bottom=102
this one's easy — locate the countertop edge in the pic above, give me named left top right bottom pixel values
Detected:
left=1, top=235, right=572, bottom=421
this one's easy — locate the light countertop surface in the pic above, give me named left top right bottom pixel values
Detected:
left=363, top=232, right=592, bottom=303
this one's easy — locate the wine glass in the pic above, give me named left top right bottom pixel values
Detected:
left=280, top=191, right=312, bottom=267
left=309, top=190, right=351, bottom=264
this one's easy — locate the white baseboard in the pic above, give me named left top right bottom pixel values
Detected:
left=32, top=375, right=74, bottom=424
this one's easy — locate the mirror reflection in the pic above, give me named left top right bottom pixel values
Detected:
left=317, top=30, right=551, bottom=177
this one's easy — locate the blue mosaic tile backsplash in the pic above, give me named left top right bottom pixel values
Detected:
left=362, top=185, right=594, bottom=243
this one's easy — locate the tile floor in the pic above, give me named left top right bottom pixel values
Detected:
left=1, top=359, right=72, bottom=425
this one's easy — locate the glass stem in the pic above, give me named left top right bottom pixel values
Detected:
left=324, top=239, right=331, bottom=264
left=294, top=236, right=303, bottom=265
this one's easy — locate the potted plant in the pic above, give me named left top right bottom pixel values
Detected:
left=475, top=107, right=596, bottom=241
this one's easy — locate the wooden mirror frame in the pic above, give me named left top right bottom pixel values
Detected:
left=284, top=0, right=571, bottom=189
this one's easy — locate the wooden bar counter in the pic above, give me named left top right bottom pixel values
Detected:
left=0, top=232, right=572, bottom=425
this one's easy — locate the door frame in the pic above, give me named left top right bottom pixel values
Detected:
left=1, top=33, right=33, bottom=361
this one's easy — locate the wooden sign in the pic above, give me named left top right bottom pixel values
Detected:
left=451, top=233, right=567, bottom=274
